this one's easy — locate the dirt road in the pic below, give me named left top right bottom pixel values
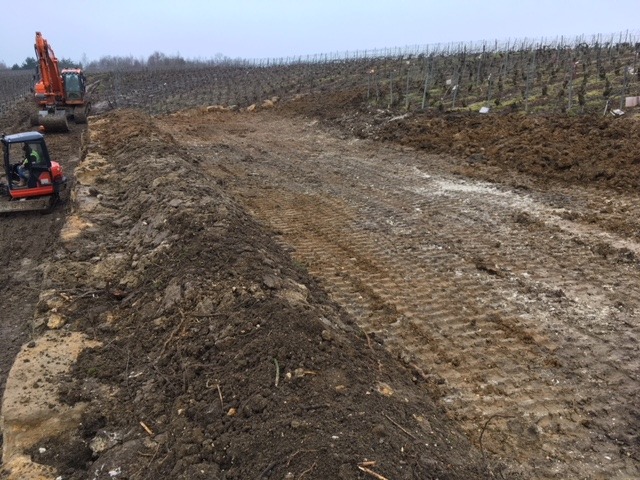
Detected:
left=0, top=110, right=83, bottom=398
left=0, top=113, right=84, bottom=477
left=161, top=109, right=640, bottom=479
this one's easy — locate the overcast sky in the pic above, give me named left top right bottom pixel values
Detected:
left=0, top=0, right=637, bottom=67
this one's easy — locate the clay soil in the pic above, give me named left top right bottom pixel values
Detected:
left=1, top=91, right=639, bottom=480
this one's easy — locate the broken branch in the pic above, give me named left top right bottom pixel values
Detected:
left=358, top=465, right=389, bottom=480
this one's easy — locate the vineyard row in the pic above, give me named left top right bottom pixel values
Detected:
left=0, top=30, right=639, bottom=117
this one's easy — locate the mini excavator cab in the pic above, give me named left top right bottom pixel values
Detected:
left=0, top=132, right=68, bottom=212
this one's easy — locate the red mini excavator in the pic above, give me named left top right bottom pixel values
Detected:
left=31, top=31, right=90, bottom=133
left=0, top=131, right=68, bottom=213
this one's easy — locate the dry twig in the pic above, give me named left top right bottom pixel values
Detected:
left=298, top=461, right=317, bottom=479
left=155, top=310, right=186, bottom=364
left=139, top=421, right=154, bottom=436
left=363, top=330, right=373, bottom=350
left=217, top=383, right=224, bottom=408
left=358, top=465, right=389, bottom=480
left=286, top=449, right=318, bottom=467
left=274, top=358, right=280, bottom=387
left=383, top=413, right=417, bottom=440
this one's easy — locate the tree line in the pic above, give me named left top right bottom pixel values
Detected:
left=0, top=52, right=230, bottom=72
left=0, top=56, right=82, bottom=71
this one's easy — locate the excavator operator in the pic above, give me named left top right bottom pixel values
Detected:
left=17, top=144, right=41, bottom=186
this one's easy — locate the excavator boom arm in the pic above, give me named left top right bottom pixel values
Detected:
left=34, top=31, right=64, bottom=100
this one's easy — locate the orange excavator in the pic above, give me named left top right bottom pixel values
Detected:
left=0, top=131, right=69, bottom=213
left=31, top=31, right=90, bottom=133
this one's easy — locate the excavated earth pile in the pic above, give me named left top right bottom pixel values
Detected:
left=1, top=109, right=506, bottom=479
left=280, top=90, right=640, bottom=192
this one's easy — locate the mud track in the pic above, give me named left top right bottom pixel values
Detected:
left=0, top=113, right=84, bottom=398
left=162, top=109, right=640, bottom=479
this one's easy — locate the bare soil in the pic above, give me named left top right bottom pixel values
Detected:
left=0, top=102, right=83, bottom=421
left=1, top=92, right=639, bottom=480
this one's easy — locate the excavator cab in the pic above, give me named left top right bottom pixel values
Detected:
left=61, top=69, right=89, bottom=124
left=61, top=69, right=86, bottom=101
left=0, top=132, right=68, bottom=212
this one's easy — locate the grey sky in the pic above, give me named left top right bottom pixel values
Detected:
left=1, top=0, right=637, bottom=67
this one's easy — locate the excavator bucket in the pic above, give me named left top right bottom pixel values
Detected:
left=38, top=111, right=69, bottom=133
left=0, top=196, right=54, bottom=213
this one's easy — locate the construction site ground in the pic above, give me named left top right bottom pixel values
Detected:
left=0, top=94, right=639, bottom=479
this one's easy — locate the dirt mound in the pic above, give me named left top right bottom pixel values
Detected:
left=278, top=90, right=640, bottom=192
left=376, top=112, right=640, bottom=191
left=16, top=110, right=506, bottom=479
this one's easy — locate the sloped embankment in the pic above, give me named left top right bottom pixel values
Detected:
left=9, top=109, right=506, bottom=479
left=278, top=90, right=640, bottom=192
